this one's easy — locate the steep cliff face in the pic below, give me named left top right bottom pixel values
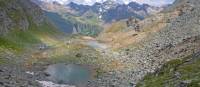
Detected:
left=72, top=22, right=102, bottom=36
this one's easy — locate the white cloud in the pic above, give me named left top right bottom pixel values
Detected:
left=41, top=0, right=175, bottom=6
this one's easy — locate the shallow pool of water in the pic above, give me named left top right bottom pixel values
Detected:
left=86, top=41, right=108, bottom=50
left=45, top=64, right=92, bottom=86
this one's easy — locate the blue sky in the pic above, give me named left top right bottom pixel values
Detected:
left=42, top=0, right=175, bottom=6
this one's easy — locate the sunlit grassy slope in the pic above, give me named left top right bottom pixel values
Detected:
left=0, top=23, right=61, bottom=51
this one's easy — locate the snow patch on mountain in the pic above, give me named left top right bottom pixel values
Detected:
left=39, top=0, right=175, bottom=6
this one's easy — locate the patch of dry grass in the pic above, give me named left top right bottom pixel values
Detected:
left=98, top=12, right=179, bottom=50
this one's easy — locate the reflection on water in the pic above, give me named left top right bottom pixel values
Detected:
left=45, top=64, right=91, bottom=86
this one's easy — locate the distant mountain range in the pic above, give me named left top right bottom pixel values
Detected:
left=33, top=0, right=165, bottom=22
left=30, top=0, right=170, bottom=35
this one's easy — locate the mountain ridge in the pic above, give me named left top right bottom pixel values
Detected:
left=37, top=0, right=174, bottom=6
left=34, top=0, right=164, bottom=23
left=31, top=0, right=165, bottom=36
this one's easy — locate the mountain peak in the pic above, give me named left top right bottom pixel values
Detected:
left=38, top=0, right=175, bottom=7
left=34, top=0, right=165, bottom=22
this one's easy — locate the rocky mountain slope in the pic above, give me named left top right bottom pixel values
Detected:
left=137, top=50, right=200, bottom=87
left=91, top=0, right=200, bottom=86
left=135, top=1, right=200, bottom=86
left=0, top=0, right=44, bottom=35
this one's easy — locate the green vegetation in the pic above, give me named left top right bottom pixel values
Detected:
left=62, top=13, right=102, bottom=36
left=0, top=37, right=22, bottom=51
left=136, top=55, right=200, bottom=87
left=0, top=1, right=61, bottom=51
left=63, top=12, right=100, bottom=25
left=0, top=22, right=60, bottom=51
left=0, top=0, right=12, bottom=7
left=79, top=27, right=101, bottom=37
left=46, top=11, right=102, bottom=36
left=29, top=22, right=61, bottom=37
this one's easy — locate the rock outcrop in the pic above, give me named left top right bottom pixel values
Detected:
left=0, top=0, right=46, bottom=35
left=126, top=17, right=140, bottom=32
